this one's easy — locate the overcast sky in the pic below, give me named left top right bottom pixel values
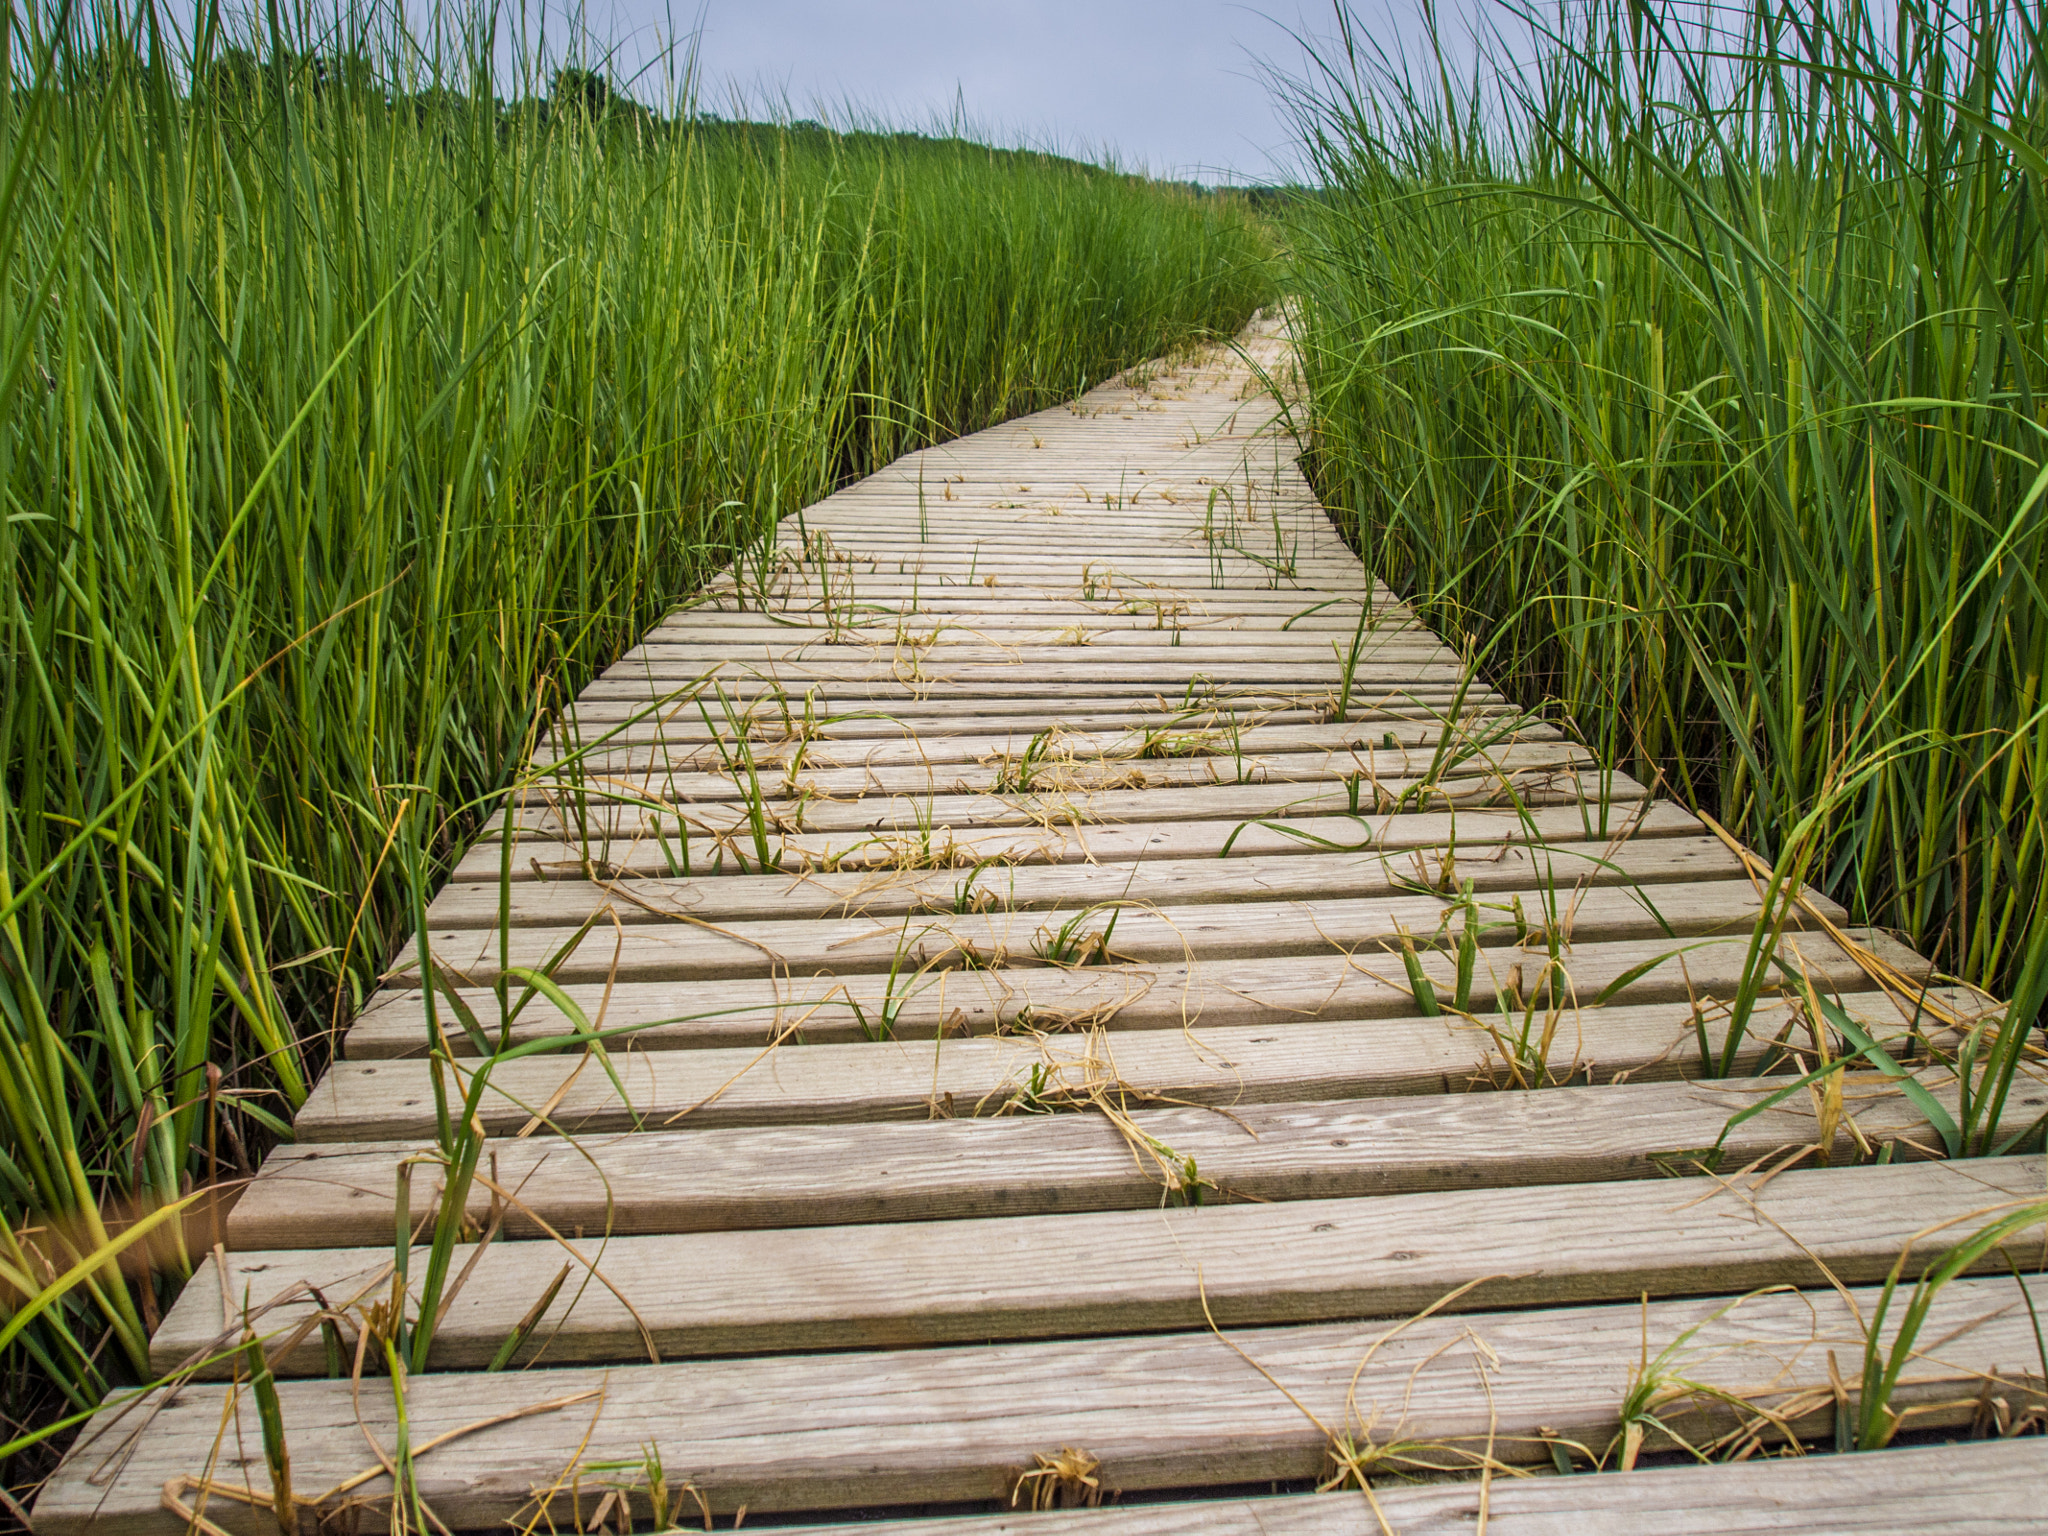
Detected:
left=547, top=1, right=1496, bottom=185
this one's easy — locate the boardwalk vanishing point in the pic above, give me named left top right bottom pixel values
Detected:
left=33, top=314, right=2048, bottom=1534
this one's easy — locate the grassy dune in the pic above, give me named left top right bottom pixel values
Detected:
left=0, top=0, right=1272, bottom=1445
left=1287, top=0, right=2047, bottom=1128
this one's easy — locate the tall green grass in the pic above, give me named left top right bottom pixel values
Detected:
left=1286, top=0, right=2048, bottom=1124
left=0, top=0, right=1271, bottom=1459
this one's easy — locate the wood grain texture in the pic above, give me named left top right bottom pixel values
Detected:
left=231, top=1064, right=2023, bottom=1246
left=657, top=599, right=1416, bottom=619
left=160, top=1157, right=2046, bottom=1375
left=578, top=663, right=1477, bottom=697
left=392, top=880, right=1838, bottom=991
left=620, top=639, right=1461, bottom=665
left=543, top=701, right=1421, bottom=746
left=343, top=926, right=1909, bottom=1063
left=452, top=799, right=1701, bottom=882
left=317, top=972, right=1959, bottom=1145
left=556, top=670, right=1474, bottom=696
left=540, top=704, right=1507, bottom=754
left=39, top=1277, right=2046, bottom=1534
left=424, top=836, right=1746, bottom=931
left=538, top=715, right=1556, bottom=773
left=507, top=738, right=1595, bottom=809
left=642, top=611, right=1424, bottom=635
left=481, top=764, right=1640, bottom=851
left=751, top=1439, right=2048, bottom=1535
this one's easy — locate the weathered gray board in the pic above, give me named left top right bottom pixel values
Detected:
left=35, top=1278, right=2048, bottom=1534
left=156, top=1157, right=2045, bottom=1374
left=760, top=1438, right=2048, bottom=1536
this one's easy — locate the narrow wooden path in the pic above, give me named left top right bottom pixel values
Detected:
left=36, top=317, right=2047, bottom=1533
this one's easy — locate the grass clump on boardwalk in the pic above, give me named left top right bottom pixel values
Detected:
left=0, top=0, right=1273, bottom=1457
left=1284, top=0, right=2048, bottom=1120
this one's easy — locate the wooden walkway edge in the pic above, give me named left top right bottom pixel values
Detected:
left=32, top=314, right=2047, bottom=1534
left=761, top=1438, right=2048, bottom=1534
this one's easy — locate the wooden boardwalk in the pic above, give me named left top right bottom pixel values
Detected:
left=36, top=316, right=2048, bottom=1533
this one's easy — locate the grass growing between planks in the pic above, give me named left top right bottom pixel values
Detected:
left=0, top=0, right=1274, bottom=1475
left=1282, top=0, right=2048, bottom=1131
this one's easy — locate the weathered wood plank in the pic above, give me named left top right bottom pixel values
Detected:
left=713, top=540, right=1352, bottom=561
left=394, top=880, right=1836, bottom=992
left=619, top=643, right=1464, bottom=672
left=546, top=691, right=1489, bottom=734
left=537, top=715, right=1555, bottom=774
left=748, top=1439, right=2048, bottom=1535
left=647, top=619, right=1421, bottom=641
left=164, top=1156, right=2045, bottom=1376
left=760, top=541, right=1363, bottom=562
left=747, top=530, right=1336, bottom=548
left=424, top=836, right=1746, bottom=930
left=709, top=551, right=1336, bottom=574
left=511, top=739, right=1595, bottom=810
left=572, top=679, right=1475, bottom=712
left=548, top=709, right=1350, bottom=752
left=345, top=925, right=1906, bottom=1062
left=645, top=610, right=1421, bottom=635
left=586, top=661, right=1471, bottom=692
left=660, top=594, right=1411, bottom=619
left=593, top=647, right=1474, bottom=675
left=454, top=799, right=1698, bottom=883
left=480, top=770, right=1646, bottom=857
left=320, top=960, right=1945, bottom=1142
left=40, top=1277, right=2045, bottom=1534
left=234, top=1059, right=2029, bottom=1248
left=768, top=511, right=1338, bottom=530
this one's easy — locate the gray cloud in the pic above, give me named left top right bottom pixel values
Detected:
left=353, top=0, right=1510, bottom=183
left=695, top=1, right=1311, bottom=181
left=546, top=1, right=1494, bottom=184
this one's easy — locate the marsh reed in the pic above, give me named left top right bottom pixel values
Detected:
left=0, top=0, right=1271, bottom=1452
left=1285, top=0, right=2048, bottom=1132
